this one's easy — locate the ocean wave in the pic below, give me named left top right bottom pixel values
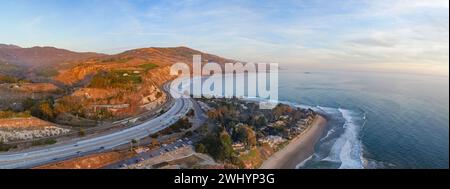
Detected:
left=238, top=98, right=368, bottom=169
left=296, top=154, right=314, bottom=169
left=325, top=108, right=365, bottom=169
left=320, top=128, right=336, bottom=142
left=179, top=76, right=368, bottom=169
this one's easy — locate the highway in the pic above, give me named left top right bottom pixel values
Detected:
left=0, top=83, right=193, bottom=169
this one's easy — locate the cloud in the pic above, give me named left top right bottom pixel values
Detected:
left=2, top=0, right=448, bottom=76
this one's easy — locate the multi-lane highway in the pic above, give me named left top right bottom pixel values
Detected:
left=0, top=83, right=193, bottom=169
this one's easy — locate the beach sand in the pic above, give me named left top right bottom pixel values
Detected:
left=260, top=115, right=328, bottom=169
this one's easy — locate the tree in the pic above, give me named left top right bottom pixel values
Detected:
left=150, top=138, right=159, bottom=147
left=39, top=102, right=54, bottom=120
left=130, top=139, right=138, bottom=150
left=255, top=116, right=267, bottom=128
left=78, top=128, right=85, bottom=136
left=198, top=123, right=209, bottom=135
left=236, top=125, right=257, bottom=148
left=219, top=130, right=234, bottom=160
left=22, top=98, right=36, bottom=111
left=196, top=129, right=235, bottom=162
left=195, top=143, right=207, bottom=153
left=30, top=100, right=55, bottom=121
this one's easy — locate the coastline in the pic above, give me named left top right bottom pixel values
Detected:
left=260, top=115, right=328, bottom=169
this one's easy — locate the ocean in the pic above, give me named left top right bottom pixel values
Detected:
left=178, top=66, right=449, bottom=169
left=277, top=66, right=449, bottom=169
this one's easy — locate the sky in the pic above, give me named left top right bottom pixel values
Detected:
left=0, top=0, right=449, bottom=75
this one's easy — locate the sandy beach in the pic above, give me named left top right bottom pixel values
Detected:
left=260, top=115, right=328, bottom=169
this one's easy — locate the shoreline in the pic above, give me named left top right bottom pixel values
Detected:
left=260, top=115, right=328, bottom=169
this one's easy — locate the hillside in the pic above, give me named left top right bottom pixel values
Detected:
left=0, top=44, right=237, bottom=128
left=0, top=44, right=104, bottom=69
left=55, top=46, right=235, bottom=85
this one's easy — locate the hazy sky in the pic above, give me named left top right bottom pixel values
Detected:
left=0, top=0, right=448, bottom=75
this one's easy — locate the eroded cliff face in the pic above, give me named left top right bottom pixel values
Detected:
left=2, top=46, right=235, bottom=126
left=64, top=66, right=175, bottom=119
left=54, top=47, right=234, bottom=86
left=144, top=66, right=175, bottom=86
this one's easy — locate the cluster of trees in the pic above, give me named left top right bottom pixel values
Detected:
left=246, top=115, right=268, bottom=129
left=22, top=97, right=57, bottom=121
left=100, top=57, right=133, bottom=63
left=195, top=126, right=248, bottom=167
left=139, top=63, right=158, bottom=72
left=53, top=96, right=84, bottom=116
left=0, top=141, right=13, bottom=152
left=158, top=117, right=192, bottom=136
left=31, top=139, right=57, bottom=146
left=0, top=75, right=18, bottom=83
left=0, top=110, right=31, bottom=119
left=20, top=96, right=107, bottom=122
left=35, top=68, right=59, bottom=77
left=197, top=98, right=317, bottom=165
left=206, top=103, right=240, bottom=127
left=196, top=128, right=234, bottom=161
left=88, top=70, right=142, bottom=89
left=0, top=75, right=27, bottom=84
left=234, top=125, right=257, bottom=148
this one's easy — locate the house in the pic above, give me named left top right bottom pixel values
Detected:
left=232, top=142, right=245, bottom=151
left=258, top=135, right=286, bottom=147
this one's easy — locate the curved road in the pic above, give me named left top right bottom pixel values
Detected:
left=0, top=83, right=192, bottom=169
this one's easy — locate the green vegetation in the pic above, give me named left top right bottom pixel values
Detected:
left=0, top=110, right=31, bottom=119
left=35, top=68, right=59, bottom=77
left=0, top=75, right=28, bottom=84
left=34, top=101, right=55, bottom=121
left=0, top=75, right=18, bottom=83
left=31, top=139, right=57, bottom=146
left=88, top=70, right=142, bottom=89
left=195, top=98, right=317, bottom=167
left=92, top=108, right=113, bottom=120
left=21, top=97, right=57, bottom=121
left=158, top=117, right=192, bottom=135
left=195, top=143, right=207, bottom=153
left=101, top=57, right=133, bottom=63
left=235, top=125, right=257, bottom=148
left=0, top=62, right=23, bottom=76
left=0, top=141, right=15, bottom=152
left=139, top=63, right=158, bottom=72
left=195, top=128, right=234, bottom=161
left=78, top=128, right=85, bottom=136
left=53, top=96, right=85, bottom=118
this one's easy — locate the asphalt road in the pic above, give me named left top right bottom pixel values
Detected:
left=104, top=135, right=201, bottom=169
left=0, top=84, right=193, bottom=169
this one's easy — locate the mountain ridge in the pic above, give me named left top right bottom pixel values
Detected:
left=0, top=44, right=105, bottom=68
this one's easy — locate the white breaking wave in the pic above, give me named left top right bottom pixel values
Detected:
left=296, top=154, right=314, bottom=169
left=323, top=108, right=364, bottom=169
left=320, top=128, right=336, bottom=142
left=179, top=75, right=368, bottom=169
